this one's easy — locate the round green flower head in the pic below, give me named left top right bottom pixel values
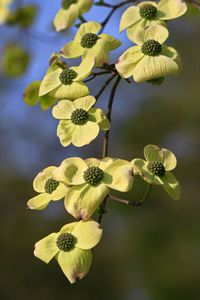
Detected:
left=54, top=0, right=94, bottom=31
left=53, top=157, right=134, bottom=220
left=59, top=69, right=78, bottom=85
left=62, top=21, right=121, bottom=67
left=52, top=96, right=110, bottom=147
left=56, top=233, right=75, bottom=251
left=115, top=35, right=182, bottom=83
left=34, top=219, right=103, bottom=283
left=83, top=166, right=104, bottom=186
left=141, top=40, right=162, bottom=56
left=120, top=0, right=187, bottom=44
left=71, top=108, right=88, bottom=125
left=131, top=144, right=181, bottom=200
left=27, top=166, right=68, bottom=210
left=139, top=4, right=157, bottom=20
left=44, top=178, right=60, bottom=194
left=39, top=55, right=94, bottom=99
left=62, top=0, right=77, bottom=10
left=147, top=161, right=165, bottom=177
left=81, top=33, right=98, bottom=48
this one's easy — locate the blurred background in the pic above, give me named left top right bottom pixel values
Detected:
left=1, top=0, right=200, bottom=299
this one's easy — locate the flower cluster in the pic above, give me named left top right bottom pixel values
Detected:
left=26, top=0, right=185, bottom=284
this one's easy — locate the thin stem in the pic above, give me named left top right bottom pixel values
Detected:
left=109, top=184, right=152, bottom=207
left=95, top=73, right=116, bottom=100
left=103, top=75, right=121, bottom=157
left=79, top=15, right=87, bottom=23
left=187, top=0, right=200, bottom=10
left=84, top=71, right=112, bottom=83
left=98, top=76, right=121, bottom=224
left=99, top=0, right=138, bottom=33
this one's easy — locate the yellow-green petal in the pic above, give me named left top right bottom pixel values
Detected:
left=50, top=81, right=89, bottom=100
left=85, top=158, right=101, bottom=168
left=39, top=68, right=62, bottom=96
left=162, top=45, right=182, bottom=75
left=53, top=157, right=87, bottom=185
left=98, top=34, right=122, bottom=50
left=72, top=121, right=99, bottom=147
left=131, top=159, right=163, bottom=185
left=119, top=6, right=141, bottom=32
left=74, top=95, right=96, bottom=111
left=75, top=55, right=95, bottom=81
left=78, top=0, right=94, bottom=14
left=64, top=183, right=109, bottom=220
left=52, top=100, right=76, bottom=119
left=34, top=233, right=59, bottom=264
left=60, top=222, right=79, bottom=234
left=53, top=5, right=79, bottom=32
left=83, top=38, right=110, bottom=67
left=23, top=81, right=40, bottom=107
left=115, top=46, right=144, bottom=78
left=33, top=166, right=56, bottom=193
left=72, top=219, right=103, bottom=250
left=103, top=159, right=133, bottom=192
left=56, top=248, right=92, bottom=284
left=132, top=24, right=169, bottom=45
left=161, top=171, right=181, bottom=200
left=51, top=182, right=68, bottom=201
left=157, top=0, right=187, bottom=20
left=133, top=55, right=179, bottom=83
left=57, top=120, right=75, bottom=147
left=62, top=41, right=84, bottom=59
left=88, top=107, right=110, bottom=130
left=40, top=94, right=57, bottom=111
left=75, top=21, right=101, bottom=42
left=27, top=193, right=51, bottom=210
left=144, top=144, right=177, bottom=171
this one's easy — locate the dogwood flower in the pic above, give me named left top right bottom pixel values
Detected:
left=39, top=55, right=94, bottom=99
left=115, top=35, right=181, bottom=83
left=120, top=0, right=187, bottom=43
left=62, top=21, right=121, bottom=67
left=34, top=219, right=102, bottom=283
left=53, top=157, right=134, bottom=220
left=54, top=0, right=94, bottom=32
left=27, top=166, right=68, bottom=210
left=131, top=144, right=181, bottom=200
left=52, top=96, right=110, bottom=147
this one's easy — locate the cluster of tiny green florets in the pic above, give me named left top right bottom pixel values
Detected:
left=141, top=40, right=162, bottom=56
left=59, top=69, right=78, bottom=85
left=44, top=178, right=59, bottom=194
left=61, top=0, right=77, bottom=10
left=139, top=4, right=157, bottom=20
left=147, top=161, right=165, bottom=177
left=71, top=108, right=89, bottom=125
left=81, top=33, right=98, bottom=48
left=83, top=166, right=104, bottom=186
left=56, top=233, right=75, bottom=251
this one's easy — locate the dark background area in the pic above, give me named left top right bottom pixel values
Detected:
left=0, top=1, right=200, bottom=299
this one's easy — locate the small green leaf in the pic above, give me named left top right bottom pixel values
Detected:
left=23, top=81, right=40, bottom=106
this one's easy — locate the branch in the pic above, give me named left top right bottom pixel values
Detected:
left=98, top=76, right=121, bottom=224
left=84, top=71, right=112, bottom=83
left=109, top=184, right=152, bottom=207
left=187, top=0, right=200, bottom=10
left=95, top=73, right=117, bottom=100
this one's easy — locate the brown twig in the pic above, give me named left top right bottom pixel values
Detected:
left=187, top=0, right=200, bottom=10
left=95, top=73, right=117, bottom=100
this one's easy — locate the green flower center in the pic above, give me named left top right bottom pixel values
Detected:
left=56, top=233, right=75, bottom=251
left=81, top=33, right=98, bottom=48
left=141, top=40, right=162, bottom=56
left=44, top=178, right=59, bottom=194
left=71, top=108, right=89, bottom=125
left=139, top=4, right=157, bottom=20
left=83, top=166, right=104, bottom=186
left=147, top=161, right=165, bottom=177
left=59, top=69, right=78, bottom=85
left=61, top=0, right=77, bottom=9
